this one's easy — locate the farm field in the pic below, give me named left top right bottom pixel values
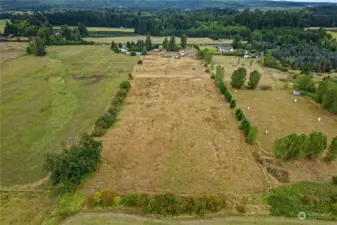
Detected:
left=62, top=213, right=336, bottom=225
left=0, top=191, right=56, bottom=225
left=53, top=26, right=134, bottom=32
left=0, top=42, right=26, bottom=62
left=0, top=45, right=138, bottom=186
left=84, top=36, right=233, bottom=45
left=232, top=90, right=337, bottom=182
left=213, top=56, right=288, bottom=89
left=82, top=55, right=269, bottom=195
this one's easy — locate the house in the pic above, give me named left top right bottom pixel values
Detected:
left=120, top=48, right=128, bottom=53
left=243, top=54, right=250, bottom=59
left=293, top=89, right=301, bottom=96
left=217, top=46, right=234, bottom=52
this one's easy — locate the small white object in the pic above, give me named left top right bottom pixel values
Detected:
left=294, top=98, right=297, bottom=103
left=318, top=117, right=321, bottom=122
left=265, top=130, right=269, bottom=135
left=248, top=106, right=250, bottom=110
left=234, top=90, right=237, bottom=93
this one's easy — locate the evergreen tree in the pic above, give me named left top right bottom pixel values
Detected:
left=145, top=33, right=152, bottom=51
left=169, top=35, right=176, bottom=51
left=162, top=37, right=169, bottom=50
left=181, top=34, right=188, bottom=49
left=231, top=67, right=247, bottom=89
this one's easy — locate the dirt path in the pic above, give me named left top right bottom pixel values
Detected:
left=0, top=175, right=50, bottom=192
left=61, top=212, right=336, bottom=225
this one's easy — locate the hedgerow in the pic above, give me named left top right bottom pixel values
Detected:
left=235, top=108, right=244, bottom=121
left=93, top=80, right=131, bottom=137
left=87, top=191, right=228, bottom=216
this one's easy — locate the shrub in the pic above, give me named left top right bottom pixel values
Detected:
left=235, top=108, right=244, bottom=121
left=95, top=113, right=115, bottom=129
left=205, top=68, right=210, bottom=73
left=204, top=63, right=208, bottom=67
left=236, top=204, right=247, bottom=213
left=219, top=82, right=227, bottom=94
left=142, top=51, right=147, bottom=56
left=57, top=192, right=85, bottom=218
left=130, top=51, right=136, bottom=56
left=230, top=99, right=236, bottom=108
left=120, top=80, right=131, bottom=90
left=273, top=133, right=308, bottom=160
left=240, top=119, right=251, bottom=136
left=128, top=73, right=133, bottom=80
left=210, top=73, right=215, bottom=79
left=326, top=136, right=337, bottom=162
left=333, top=176, right=337, bottom=185
left=305, top=131, right=327, bottom=159
left=44, top=133, right=102, bottom=192
left=137, top=60, right=143, bottom=65
left=247, top=126, right=258, bottom=144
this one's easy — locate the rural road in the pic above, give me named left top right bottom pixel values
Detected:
left=61, top=212, right=337, bottom=225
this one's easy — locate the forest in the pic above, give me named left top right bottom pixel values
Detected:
left=3, top=6, right=337, bottom=72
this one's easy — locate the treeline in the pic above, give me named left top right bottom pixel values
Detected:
left=6, top=6, right=337, bottom=36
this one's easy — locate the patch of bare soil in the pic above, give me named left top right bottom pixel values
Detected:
left=83, top=56, right=269, bottom=196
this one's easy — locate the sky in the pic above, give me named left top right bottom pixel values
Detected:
left=280, top=0, right=337, bottom=2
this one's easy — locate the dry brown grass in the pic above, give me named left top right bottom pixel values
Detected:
left=82, top=56, right=269, bottom=196
left=0, top=42, right=26, bottom=63
left=233, top=90, right=337, bottom=182
left=213, top=56, right=289, bottom=89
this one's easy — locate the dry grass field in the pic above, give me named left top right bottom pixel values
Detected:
left=0, top=42, right=26, bottom=62
left=84, top=36, right=233, bottom=45
left=82, top=56, right=269, bottom=196
left=213, top=56, right=288, bottom=89
left=233, top=90, right=337, bottom=182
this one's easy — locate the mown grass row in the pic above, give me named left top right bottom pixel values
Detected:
left=212, top=66, right=258, bottom=145
left=92, top=80, right=131, bottom=137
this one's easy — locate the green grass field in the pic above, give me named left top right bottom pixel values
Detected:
left=0, top=191, right=56, bottom=225
left=327, top=31, right=337, bottom=39
left=0, top=45, right=138, bottom=186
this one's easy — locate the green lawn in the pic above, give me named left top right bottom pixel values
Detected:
left=0, top=45, right=138, bottom=186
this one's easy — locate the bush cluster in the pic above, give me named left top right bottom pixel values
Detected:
left=235, top=108, right=245, bottom=121
left=44, top=133, right=103, bottom=193
left=93, top=81, right=131, bottom=137
left=274, top=132, right=333, bottom=161
left=87, top=191, right=228, bottom=216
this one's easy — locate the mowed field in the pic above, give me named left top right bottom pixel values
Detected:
left=82, top=56, right=269, bottom=196
left=233, top=90, right=337, bottom=182
left=1, top=45, right=138, bottom=186
left=0, top=42, right=26, bottom=62
left=84, top=36, right=233, bottom=45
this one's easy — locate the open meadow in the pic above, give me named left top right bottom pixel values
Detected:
left=84, top=36, right=233, bottom=45
left=1, top=45, right=138, bottom=186
left=82, top=55, right=269, bottom=196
